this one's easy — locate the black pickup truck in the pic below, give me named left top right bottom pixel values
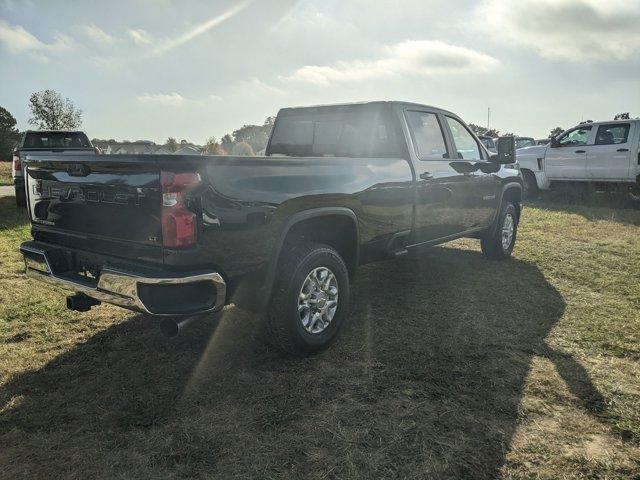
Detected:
left=20, top=101, right=522, bottom=355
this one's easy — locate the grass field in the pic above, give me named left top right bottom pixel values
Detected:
left=0, top=195, right=639, bottom=479
left=0, top=162, right=12, bottom=186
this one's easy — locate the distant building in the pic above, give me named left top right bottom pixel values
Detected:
left=110, top=143, right=156, bottom=155
left=97, top=140, right=202, bottom=155
left=173, top=145, right=201, bottom=155
left=153, top=145, right=174, bottom=155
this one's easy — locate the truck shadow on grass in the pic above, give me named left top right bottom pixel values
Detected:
left=0, top=248, right=608, bottom=479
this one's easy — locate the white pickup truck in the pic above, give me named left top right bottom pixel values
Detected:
left=517, top=119, right=640, bottom=193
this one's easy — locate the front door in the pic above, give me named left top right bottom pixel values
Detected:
left=587, top=123, right=633, bottom=180
left=405, top=109, right=498, bottom=245
left=443, top=115, right=500, bottom=231
left=545, top=125, right=593, bottom=179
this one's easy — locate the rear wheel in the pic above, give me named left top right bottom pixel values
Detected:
left=266, top=242, right=350, bottom=356
left=481, top=201, right=518, bottom=260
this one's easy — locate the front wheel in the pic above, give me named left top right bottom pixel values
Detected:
left=266, top=243, right=350, bottom=356
left=481, top=201, right=518, bottom=260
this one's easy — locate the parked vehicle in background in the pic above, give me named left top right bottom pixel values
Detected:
left=19, top=101, right=522, bottom=355
left=536, top=139, right=551, bottom=146
left=515, top=137, right=536, bottom=149
left=12, top=131, right=98, bottom=207
left=517, top=119, right=640, bottom=193
left=479, top=135, right=497, bottom=153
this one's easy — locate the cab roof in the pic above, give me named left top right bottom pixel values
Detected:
left=278, top=100, right=457, bottom=117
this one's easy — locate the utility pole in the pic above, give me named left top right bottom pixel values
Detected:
left=487, top=107, right=491, bottom=130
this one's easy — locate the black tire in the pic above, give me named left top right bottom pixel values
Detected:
left=481, top=202, right=518, bottom=260
left=522, top=170, right=539, bottom=198
left=15, top=186, right=26, bottom=208
left=266, top=242, right=350, bottom=356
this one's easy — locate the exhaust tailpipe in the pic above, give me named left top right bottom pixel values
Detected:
left=160, top=316, right=200, bottom=338
left=67, top=293, right=101, bottom=312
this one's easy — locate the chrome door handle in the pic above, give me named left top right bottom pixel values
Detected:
left=420, top=172, right=433, bottom=180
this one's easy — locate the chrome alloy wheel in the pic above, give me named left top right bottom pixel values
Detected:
left=501, top=213, right=515, bottom=250
left=298, top=266, right=339, bottom=334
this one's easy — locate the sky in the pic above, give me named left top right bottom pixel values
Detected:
left=1, top=0, right=639, bottom=144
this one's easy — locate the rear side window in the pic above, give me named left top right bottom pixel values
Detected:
left=445, top=116, right=481, bottom=160
left=405, top=111, right=448, bottom=161
left=268, top=106, right=403, bottom=158
left=23, top=132, right=91, bottom=149
left=516, top=138, right=536, bottom=149
left=595, top=124, right=630, bottom=145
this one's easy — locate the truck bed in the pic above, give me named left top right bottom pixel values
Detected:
left=24, top=153, right=414, bottom=273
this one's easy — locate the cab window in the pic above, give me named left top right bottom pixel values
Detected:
left=405, top=111, right=448, bottom=161
left=557, top=126, right=592, bottom=147
left=595, top=124, right=630, bottom=145
left=445, top=116, right=481, bottom=160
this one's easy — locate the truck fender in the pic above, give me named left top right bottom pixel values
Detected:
left=489, top=182, right=523, bottom=236
left=249, top=207, right=360, bottom=314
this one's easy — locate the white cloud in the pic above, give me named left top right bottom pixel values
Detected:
left=241, top=78, right=286, bottom=96
left=136, top=93, right=186, bottom=106
left=128, top=29, right=152, bottom=45
left=478, top=0, right=640, bottom=61
left=0, top=20, right=74, bottom=55
left=281, top=40, right=499, bottom=86
left=80, top=24, right=115, bottom=44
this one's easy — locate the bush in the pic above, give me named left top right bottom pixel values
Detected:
left=231, top=141, right=254, bottom=156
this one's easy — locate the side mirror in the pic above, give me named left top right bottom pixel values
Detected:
left=549, top=137, right=559, bottom=148
left=491, top=136, right=515, bottom=164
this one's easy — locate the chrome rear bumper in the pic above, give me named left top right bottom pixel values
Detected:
left=21, top=244, right=226, bottom=316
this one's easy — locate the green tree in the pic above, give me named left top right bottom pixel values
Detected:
left=165, top=137, right=178, bottom=152
left=0, top=106, right=20, bottom=161
left=468, top=124, right=500, bottom=137
left=231, top=116, right=276, bottom=153
left=232, top=124, right=269, bottom=152
left=28, top=90, right=82, bottom=130
left=220, top=134, right=234, bottom=152
left=231, top=140, right=254, bottom=156
left=614, top=112, right=630, bottom=120
left=549, top=127, right=564, bottom=138
left=203, top=136, right=226, bottom=155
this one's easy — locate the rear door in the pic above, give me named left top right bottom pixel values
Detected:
left=545, top=125, right=593, bottom=179
left=25, top=155, right=163, bottom=263
left=587, top=123, right=633, bottom=180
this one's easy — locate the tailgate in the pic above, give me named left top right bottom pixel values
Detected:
left=25, top=155, right=163, bottom=263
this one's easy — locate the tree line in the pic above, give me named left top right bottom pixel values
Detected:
left=182, top=115, right=276, bottom=156
left=1, top=89, right=638, bottom=161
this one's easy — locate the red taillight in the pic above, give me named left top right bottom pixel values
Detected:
left=161, top=171, right=200, bottom=248
left=12, top=152, right=21, bottom=171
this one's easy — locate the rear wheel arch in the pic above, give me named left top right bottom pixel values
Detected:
left=275, top=208, right=360, bottom=279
